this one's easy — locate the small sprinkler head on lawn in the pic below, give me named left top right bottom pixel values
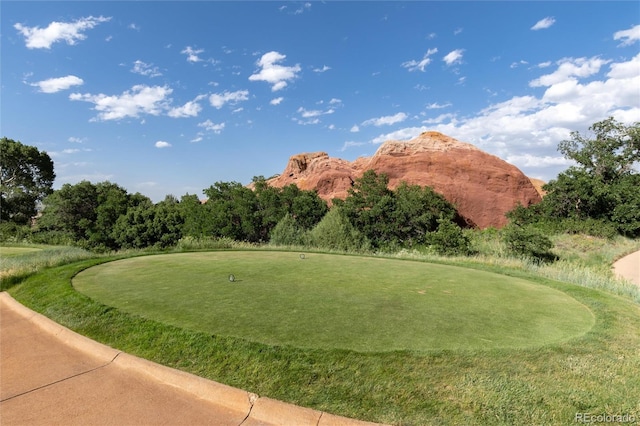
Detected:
left=300, top=253, right=305, bottom=259
left=229, top=274, right=235, bottom=282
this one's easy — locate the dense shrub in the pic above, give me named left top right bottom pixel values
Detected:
left=269, top=214, right=308, bottom=246
left=307, top=208, right=370, bottom=252
left=503, top=225, right=555, bottom=263
left=428, top=218, right=472, bottom=256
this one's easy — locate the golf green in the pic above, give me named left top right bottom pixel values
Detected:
left=73, top=251, right=595, bottom=352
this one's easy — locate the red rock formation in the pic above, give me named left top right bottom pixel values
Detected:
left=265, top=131, right=542, bottom=228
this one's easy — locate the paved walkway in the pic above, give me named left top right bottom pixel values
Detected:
left=613, top=249, right=640, bottom=286
left=0, top=293, right=380, bottom=426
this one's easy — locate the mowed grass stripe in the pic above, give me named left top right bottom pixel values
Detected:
left=73, top=251, right=594, bottom=352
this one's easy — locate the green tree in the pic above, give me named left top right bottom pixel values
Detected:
left=542, top=118, right=640, bottom=236
left=338, top=170, right=396, bottom=248
left=203, top=181, right=260, bottom=242
left=38, top=180, right=152, bottom=249
left=429, top=217, right=471, bottom=256
left=393, top=182, right=458, bottom=246
left=308, top=207, right=370, bottom=252
left=180, top=194, right=209, bottom=238
left=38, top=180, right=99, bottom=242
left=0, top=137, right=55, bottom=225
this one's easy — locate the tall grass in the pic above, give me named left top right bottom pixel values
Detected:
left=384, top=232, right=640, bottom=304
left=0, top=244, right=96, bottom=290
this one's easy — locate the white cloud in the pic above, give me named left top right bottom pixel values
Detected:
left=362, top=112, right=408, bottom=127
left=294, top=2, right=312, bottom=14
left=329, top=98, right=342, bottom=105
left=351, top=125, right=360, bottom=133
left=366, top=53, right=640, bottom=181
left=454, top=27, right=463, bottom=35
left=614, top=24, right=640, bottom=46
left=340, top=141, right=366, bottom=151
left=68, top=137, right=87, bottom=143
left=531, top=17, right=556, bottom=31
left=181, top=46, right=204, bottom=63
left=69, top=84, right=172, bottom=121
left=510, top=60, right=529, bottom=69
left=426, top=102, right=451, bottom=110
left=131, top=60, right=162, bottom=77
left=31, top=75, right=83, bottom=93
left=248, top=51, right=301, bottom=91
left=270, top=97, right=284, bottom=105
left=529, top=56, right=610, bottom=87
left=14, top=16, right=111, bottom=49
left=443, top=49, right=464, bottom=66
left=402, top=48, right=438, bottom=72
left=505, top=153, right=573, bottom=168
left=209, top=90, right=249, bottom=109
left=313, top=65, right=331, bottom=73
left=198, top=119, right=225, bottom=134
left=168, top=95, right=205, bottom=118
left=155, top=141, right=171, bottom=148
left=297, top=107, right=334, bottom=118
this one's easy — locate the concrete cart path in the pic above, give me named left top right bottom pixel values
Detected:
left=613, top=249, right=640, bottom=286
left=0, top=292, right=381, bottom=426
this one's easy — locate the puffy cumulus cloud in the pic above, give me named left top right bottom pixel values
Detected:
left=531, top=17, right=556, bottom=31
left=168, top=95, right=206, bottom=118
left=198, top=119, right=225, bottom=134
left=155, top=141, right=171, bottom=148
left=31, top=75, right=83, bottom=93
left=14, top=16, right=111, bottom=49
left=350, top=125, right=360, bottom=133
left=359, top=53, right=639, bottom=181
left=270, top=97, right=284, bottom=105
left=249, top=51, right=301, bottom=91
left=362, top=112, right=408, bottom=127
left=402, top=48, right=438, bottom=72
left=69, top=84, right=172, bottom=121
left=209, top=90, right=249, bottom=109
left=529, top=56, right=610, bottom=87
left=443, top=49, right=464, bottom=66
left=613, top=24, right=640, bottom=46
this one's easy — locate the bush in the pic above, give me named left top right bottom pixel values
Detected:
left=308, top=208, right=370, bottom=252
left=269, top=214, right=308, bottom=246
left=428, top=219, right=471, bottom=256
left=503, top=225, right=555, bottom=263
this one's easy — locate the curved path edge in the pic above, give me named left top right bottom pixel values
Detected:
left=0, top=292, right=384, bottom=426
left=613, top=249, right=640, bottom=286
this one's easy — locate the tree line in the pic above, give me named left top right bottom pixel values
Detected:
left=2, top=118, right=639, bottom=255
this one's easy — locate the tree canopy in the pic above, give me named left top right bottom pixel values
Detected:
left=0, top=137, right=55, bottom=225
left=511, top=118, right=640, bottom=237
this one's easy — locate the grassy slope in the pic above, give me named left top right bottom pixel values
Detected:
left=8, top=250, right=640, bottom=425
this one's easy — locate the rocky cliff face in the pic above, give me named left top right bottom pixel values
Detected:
left=265, top=131, right=542, bottom=228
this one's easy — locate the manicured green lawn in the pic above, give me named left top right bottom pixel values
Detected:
left=74, top=251, right=594, bottom=352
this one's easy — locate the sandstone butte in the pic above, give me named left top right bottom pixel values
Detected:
left=264, top=131, right=543, bottom=229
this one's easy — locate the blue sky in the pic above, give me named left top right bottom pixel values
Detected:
left=2, top=1, right=639, bottom=202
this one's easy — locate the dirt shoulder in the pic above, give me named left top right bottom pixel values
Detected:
left=613, top=250, right=640, bottom=286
